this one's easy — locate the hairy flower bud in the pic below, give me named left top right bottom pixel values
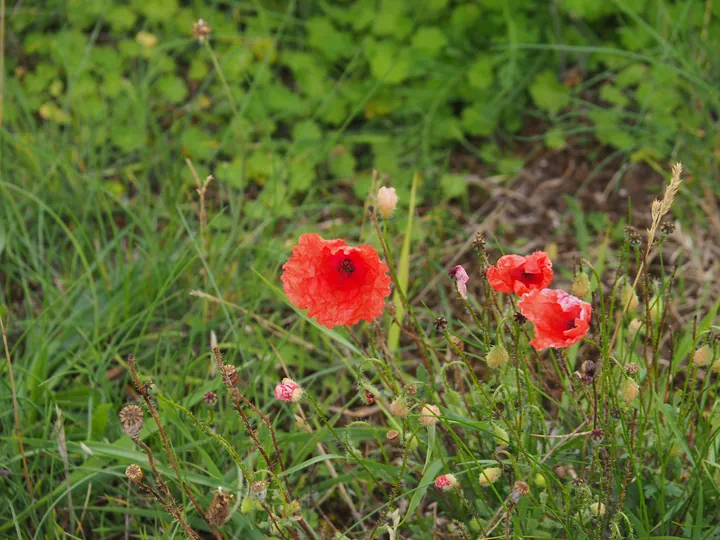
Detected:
left=418, top=404, right=440, bottom=427
left=390, top=397, right=409, bottom=418
left=486, top=344, right=509, bottom=369
left=492, top=425, right=509, bottom=446
left=571, top=272, right=591, bottom=298
left=478, top=467, right=502, bottom=486
left=588, top=502, right=606, bottom=516
left=204, top=392, right=218, bottom=406
left=377, top=186, right=398, bottom=219
left=621, top=283, right=639, bottom=312
left=621, top=379, right=639, bottom=403
left=628, top=319, right=642, bottom=340
left=693, top=345, right=712, bottom=367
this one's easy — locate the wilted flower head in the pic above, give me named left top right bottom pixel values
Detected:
left=571, top=272, right=590, bottom=298
left=478, top=467, right=502, bottom=486
left=448, top=265, right=470, bottom=300
left=207, top=488, right=232, bottom=526
left=376, top=186, right=398, bottom=218
left=693, top=345, right=712, bottom=367
left=281, top=234, right=391, bottom=328
left=418, top=404, right=440, bottom=427
left=434, top=473, right=459, bottom=491
left=125, top=464, right=143, bottom=484
left=192, top=19, right=212, bottom=42
left=512, top=481, right=530, bottom=501
left=518, top=289, right=592, bottom=350
left=274, top=378, right=303, bottom=403
left=119, top=405, right=144, bottom=438
left=624, top=226, right=642, bottom=248
left=222, top=364, right=239, bottom=386
left=486, top=344, right=509, bottom=369
left=487, top=252, right=553, bottom=296
left=434, top=317, right=448, bottom=332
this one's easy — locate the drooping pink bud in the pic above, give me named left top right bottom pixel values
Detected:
left=448, top=265, right=470, bottom=299
left=434, top=473, right=459, bottom=491
left=274, top=378, right=303, bottom=403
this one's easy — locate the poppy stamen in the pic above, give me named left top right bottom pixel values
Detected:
left=339, top=258, right=355, bottom=275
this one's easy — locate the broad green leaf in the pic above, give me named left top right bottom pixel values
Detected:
left=529, top=70, right=570, bottom=116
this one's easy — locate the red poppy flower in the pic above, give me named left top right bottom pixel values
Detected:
left=487, top=252, right=553, bottom=295
left=281, top=233, right=391, bottom=328
left=518, top=289, right=592, bottom=350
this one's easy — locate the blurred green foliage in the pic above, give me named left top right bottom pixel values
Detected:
left=5, top=0, right=720, bottom=203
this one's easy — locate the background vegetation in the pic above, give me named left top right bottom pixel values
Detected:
left=1, top=0, right=720, bottom=538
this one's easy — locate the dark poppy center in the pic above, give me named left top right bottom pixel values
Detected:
left=566, top=319, right=577, bottom=330
left=339, top=258, right=355, bottom=275
left=511, top=265, right=543, bottom=286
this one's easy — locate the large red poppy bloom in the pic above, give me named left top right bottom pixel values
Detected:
left=518, top=289, right=592, bottom=350
left=487, top=252, right=553, bottom=295
left=281, top=233, right=391, bottom=328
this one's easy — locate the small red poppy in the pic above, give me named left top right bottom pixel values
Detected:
left=518, top=289, right=592, bottom=350
left=281, top=233, right=392, bottom=328
left=486, top=252, right=553, bottom=295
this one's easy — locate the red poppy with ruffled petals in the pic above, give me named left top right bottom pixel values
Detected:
left=281, top=233, right=391, bottom=328
left=518, top=289, right=592, bottom=350
left=487, top=252, right=554, bottom=295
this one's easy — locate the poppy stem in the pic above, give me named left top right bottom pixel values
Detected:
left=370, top=209, right=436, bottom=384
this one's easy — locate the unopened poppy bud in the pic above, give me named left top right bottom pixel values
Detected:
left=588, top=502, right=606, bottom=516
left=390, top=397, right=409, bottom=418
left=571, top=272, right=590, bottom=298
left=492, top=424, right=509, bottom=446
left=621, top=283, right=639, bottom=312
left=621, top=379, right=639, bottom=403
left=434, top=473, right=459, bottom=491
left=478, top=467, right=502, bottom=486
left=274, top=378, right=303, bottom=402
left=693, top=345, right=712, bottom=367
left=534, top=473, right=547, bottom=488
left=376, top=186, right=398, bottom=218
left=450, top=335, right=464, bottom=353
left=125, top=464, right=143, bottom=484
left=628, top=319, right=642, bottom=340
left=649, top=296, right=663, bottom=322
left=418, top=404, right=440, bottom=427
left=712, top=359, right=720, bottom=374
left=405, top=433, right=419, bottom=451
left=486, top=344, right=509, bottom=369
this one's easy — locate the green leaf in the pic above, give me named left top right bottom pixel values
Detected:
left=156, top=75, right=188, bottom=104
left=660, top=403, right=696, bottom=468
left=467, top=56, right=495, bottom=90
left=600, top=84, right=629, bottom=108
left=402, top=458, right=442, bottom=524
left=306, top=17, right=355, bottom=61
left=366, top=41, right=411, bottom=85
left=529, top=70, right=570, bottom=116
left=328, top=146, right=357, bottom=178
left=411, top=27, right=448, bottom=57
left=440, top=174, right=467, bottom=199
left=107, top=6, right=138, bottom=32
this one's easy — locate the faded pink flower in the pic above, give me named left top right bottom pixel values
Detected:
left=377, top=186, right=398, bottom=218
left=448, top=265, right=470, bottom=299
left=434, top=473, right=458, bottom=491
left=274, top=378, right=303, bottom=403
